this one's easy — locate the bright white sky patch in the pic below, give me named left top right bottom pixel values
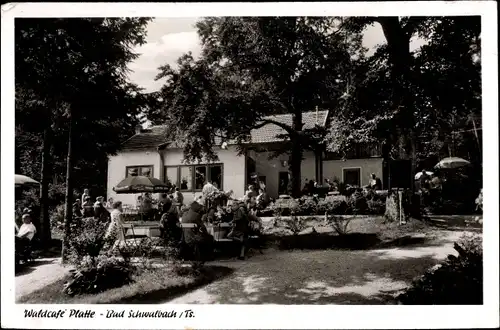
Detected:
left=128, top=17, right=427, bottom=92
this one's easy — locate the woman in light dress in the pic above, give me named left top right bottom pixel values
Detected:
left=104, top=201, right=126, bottom=250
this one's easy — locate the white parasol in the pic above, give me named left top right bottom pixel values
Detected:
left=434, top=157, right=471, bottom=169
left=15, top=174, right=40, bottom=187
left=415, top=171, right=433, bottom=180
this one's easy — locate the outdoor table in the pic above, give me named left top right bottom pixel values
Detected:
left=178, top=222, right=233, bottom=243
left=123, top=221, right=160, bottom=238
left=207, top=222, right=232, bottom=242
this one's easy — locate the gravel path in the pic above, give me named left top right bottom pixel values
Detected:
left=165, top=230, right=466, bottom=304
left=16, top=258, right=69, bottom=299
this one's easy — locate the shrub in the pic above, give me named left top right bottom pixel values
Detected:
left=326, top=215, right=351, bottom=235
left=346, top=190, right=368, bottom=214
left=50, top=204, right=66, bottom=233
left=63, top=255, right=135, bottom=296
left=367, top=199, right=386, bottom=215
left=270, top=198, right=300, bottom=216
left=62, top=217, right=137, bottom=296
left=398, top=233, right=482, bottom=304
left=280, top=216, right=309, bottom=235
left=317, top=198, right=348, bottom=215
left=298, top=196, right=318, bottom=215
left=426, top=197, right=475, bottom=215
left=67, top=217, right=112, bottom=265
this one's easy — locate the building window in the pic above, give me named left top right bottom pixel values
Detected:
left=164, top=164, right=223, bottom=192
left=343, top=168, right=361, bottom=187
left=179, top=166, right=193, bottom=191
left=164, top=166, right=178, bottom=187
left=126, top=165, right=153, bottom=178
left=194, top=166, right=207, bottom=190
left=209, top=165, right=223, bottom=190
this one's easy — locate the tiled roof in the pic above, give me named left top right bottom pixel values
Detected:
left=120, top=126, right=169, bottom=151
left=120, top=110, right=329, bottom=151
left=248, top=110, right=328, bottom=144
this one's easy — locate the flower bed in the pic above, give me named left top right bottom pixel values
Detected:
left=257, top=190, right=388, bottom=217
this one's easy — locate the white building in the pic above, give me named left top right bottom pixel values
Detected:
left=107, top=111, right=384, bottom=205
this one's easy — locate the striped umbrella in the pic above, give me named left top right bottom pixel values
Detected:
left=434, top=157, right=471, bottom=169
left=15, top=174, right=39, bottom=188
left=113, top=175, right=171, bottom=194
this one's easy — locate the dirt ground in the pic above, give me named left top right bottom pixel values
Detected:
left=165, top=230, right=467, bottom=304
left=15, top=258, right=70, bottom=299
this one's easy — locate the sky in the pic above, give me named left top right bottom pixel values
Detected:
left=128, top=17, right=426, bottom=93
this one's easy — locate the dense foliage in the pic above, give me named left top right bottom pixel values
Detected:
left=326, top=17, right=482, bottom=170
left=152, top=17, right=366, bottom=197
left=15, top=18, right=153, bottom=245
left=260, top=190, right=387, bottom=217
left=398, top=233, right=483, bottom=304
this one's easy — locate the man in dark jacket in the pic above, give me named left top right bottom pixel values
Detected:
left=160, top=199, right=182, bottom=244
left=227, top=202, right=249, bottom=260
left=181, top=201, right=214, bottom=261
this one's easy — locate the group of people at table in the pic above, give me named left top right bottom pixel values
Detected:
left=14, top=180, right=270, bottom=261
left=81, top=181, right=266, bottom=260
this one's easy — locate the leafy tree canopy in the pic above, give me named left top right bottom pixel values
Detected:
left=153, top=17, right=366, bottom=195
left=325, top=16, right=481, bottom=165
left=16, top=18, right=153, bottom=199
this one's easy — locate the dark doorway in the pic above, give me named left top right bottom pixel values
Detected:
left=278, top=172, right=289, bottom=195
left=246, top=156, right=256, bottom=189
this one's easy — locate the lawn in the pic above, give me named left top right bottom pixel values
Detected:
left=261, top=216, right=444, bottom=251
left=17, top=264, right=233, bottom=304
left=22, top=215, right=478, bottom=304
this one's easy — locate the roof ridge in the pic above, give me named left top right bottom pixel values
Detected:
left=140, top=111, right=329, bottom=131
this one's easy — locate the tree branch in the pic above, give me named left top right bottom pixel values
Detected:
left=402, top=17, right=427, bottom=41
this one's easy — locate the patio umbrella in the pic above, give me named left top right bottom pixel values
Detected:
left=434, top=157, right=471, bottom=169
left=415, top=171, right=434, bottom=180
left=15, top=174, right=39, bottom=188
left=113, top=175, right=171, bottom=194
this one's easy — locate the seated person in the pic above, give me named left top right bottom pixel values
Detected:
left=245, top=184, right=256, bottom=199
left=16, top=214, right=37, bottom=257
left=136, top=195, right=144, bottom=211
left=201, top=207, right=217, bottom=224
left=246, top=195, right=257, bottom=213
left=256, top=188, right=271, bottom=209
left=159, top=199, right=182, bottom=244
left=73, top=200, right=83, bottom=218
left=368, top=173, right=382, bottom=190
left=181, top=201, right=214, bottom=261
left=159, top=193, right=169, bottom=205
left=82, top=196, right=94, bottom=217
left=227, top=202, right=250, bottom=260
left=94, top=200, right=110, bottom=223
left=172, top=187, right=184, bottom=211
left=106, top=197, right=114, bottom=209
left=142, top=193, right=154, bottom=220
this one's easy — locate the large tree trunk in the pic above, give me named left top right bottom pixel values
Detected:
left=61, top=113, right=74, bottom=264
left=39, top=125, right=52, bottom=245
left=378, top=17, right=417, bottom=192
left=288, top=111, right=303, bottom=198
